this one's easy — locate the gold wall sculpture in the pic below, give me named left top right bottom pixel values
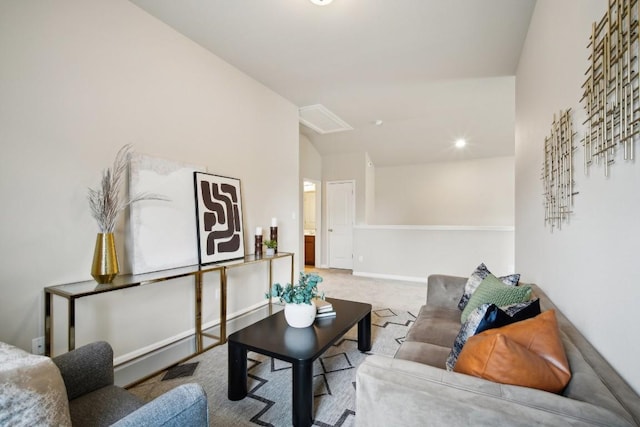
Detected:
left=582, top=0, right=638, bottom=176
left=543, top=109, right=578, bottom=231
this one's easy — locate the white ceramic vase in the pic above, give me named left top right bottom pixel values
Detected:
left=284, top=301, right=316, bottom=328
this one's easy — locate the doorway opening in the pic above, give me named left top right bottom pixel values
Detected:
left=303, top=179, right=321, bottom=268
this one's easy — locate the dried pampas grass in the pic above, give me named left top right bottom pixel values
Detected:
left=88, top=144, right=166, bottom=233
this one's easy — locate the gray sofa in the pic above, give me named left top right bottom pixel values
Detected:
left=356, top=274, right=640, bottom=426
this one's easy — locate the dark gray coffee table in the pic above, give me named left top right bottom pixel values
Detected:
left=227, top=297, right=372, bottom=427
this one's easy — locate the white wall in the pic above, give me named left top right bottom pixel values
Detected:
left=375, top=157, right=515, bottom=226
left=353, top=225, right=514, bottom=281
left=352, top=155, right=515, bottom=281
left=516, top=0, right=640, bottom=393
left=323, top=151, right=367, bottom=224
left=365, top=153, right=375, bottom=224
left=300, top=133, right=322, bottom=181
left=0, top=0, right=299, bottom=360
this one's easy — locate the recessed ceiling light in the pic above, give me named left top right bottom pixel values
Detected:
left=309, top=0, right=333, bottom=5
left=374, top=120, right=383, bottom=126
left=455, top=138, right=466, bottom=148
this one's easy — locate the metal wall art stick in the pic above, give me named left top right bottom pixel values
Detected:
left=582, top=0, right=638, bottom=176
left=542, top=109, right=578, bottom=231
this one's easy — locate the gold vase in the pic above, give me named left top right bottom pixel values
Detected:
left=91, top=233, right=119, bottom=284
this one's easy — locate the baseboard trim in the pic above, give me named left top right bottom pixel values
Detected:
left=352, top=271, right=426, bottom=283
left=113, top=300, right=267, bottom=366
left=114, top=301, right=271, bottom=386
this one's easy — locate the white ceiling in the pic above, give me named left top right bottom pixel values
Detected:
left=130, top=0, right=536, bottom=166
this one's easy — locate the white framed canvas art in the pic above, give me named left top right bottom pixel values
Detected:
left=127, top=153, right=205, bottom=274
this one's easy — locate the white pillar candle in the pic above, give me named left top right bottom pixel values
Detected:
left=271, top=217, right=278, bottom=227
left=256, top=227, right=262, bottom=235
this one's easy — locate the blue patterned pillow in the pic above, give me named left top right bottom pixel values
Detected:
left=446, top=303, right=491, bottom=371
left=457, top=263, right=520, bottom=311
left=446, top=299, right=541, bottom=371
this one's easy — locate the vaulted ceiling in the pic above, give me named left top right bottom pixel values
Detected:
left=130, top=0, right=536, bottom=166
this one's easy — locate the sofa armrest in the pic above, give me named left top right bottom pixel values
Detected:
left=52, top=341, right=114, bottom=401
left=356, top=355, right=632, bottom=427
left=426, top=274, right=467, bottom=309
left=112, top=384, right=208, bottom=427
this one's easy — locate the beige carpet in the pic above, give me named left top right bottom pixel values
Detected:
left=305, top=268, right=427, bottom=313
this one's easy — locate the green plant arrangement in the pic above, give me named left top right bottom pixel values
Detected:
left=267, top=272, right=324, bottom=305
left=264, top=239, right=278, bottom=249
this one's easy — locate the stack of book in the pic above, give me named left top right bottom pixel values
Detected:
left=315, top=299, right=336, bottom=318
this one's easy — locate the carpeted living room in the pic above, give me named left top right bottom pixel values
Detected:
left=1, top=1, right=640, bottom=427
left=128, top=269, right=426, bottom=426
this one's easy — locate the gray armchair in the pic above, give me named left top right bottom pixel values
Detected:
left=52, top=341, right=208, bottom=427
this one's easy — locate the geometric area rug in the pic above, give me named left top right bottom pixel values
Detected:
left=128, top=308, right=416, bottom=427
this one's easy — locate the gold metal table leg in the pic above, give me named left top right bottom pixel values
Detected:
left=44, top=291, right=52, bottom=356
left=195, top=272, right=203, bottom=353
left=290, top=253, right=294, bottom=286
left=268, top=259, right=274, bottom=315
left=68, top=297, right=76, bottom=351
left=220, top=268, right=227, bottom=344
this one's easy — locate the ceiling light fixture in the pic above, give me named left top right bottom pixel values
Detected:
left=455, top=138, right=467, bottom=148
left=309, top=0, right=333, bottom=5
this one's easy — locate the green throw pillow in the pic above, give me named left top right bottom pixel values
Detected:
left=460, top=274, right=532, bottom=323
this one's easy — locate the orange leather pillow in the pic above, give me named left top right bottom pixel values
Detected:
left=453, top=310, right=571, bottom=393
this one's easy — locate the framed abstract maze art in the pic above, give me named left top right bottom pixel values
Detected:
left=194, top=172, right=245, bottom=264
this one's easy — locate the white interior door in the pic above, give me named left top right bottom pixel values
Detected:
left=327, top=181, right=354, bottom=269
